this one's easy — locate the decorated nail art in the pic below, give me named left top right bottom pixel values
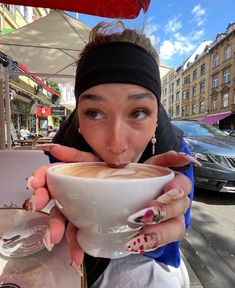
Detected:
left=128, top=206, right=166, bottom=225
left=35, top=143, right=59, bottom=152
left=178, top=152, right=202, bottom=166
left=157, top=187, right=185, bottom=204
left=43, top=228, right=54, bottom=251
left=26, top=176, right=34, bottom=192
left=125, top=232, right=160, bottom=254
left=70, top=261, right=84, bottom=277
left=22, top=195, right=36, bottom=212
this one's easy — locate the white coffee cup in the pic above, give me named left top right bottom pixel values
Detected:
left=47, top=162, right=174, bottom=258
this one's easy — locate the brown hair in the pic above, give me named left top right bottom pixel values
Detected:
left=77, top=21, right=159, bottom=67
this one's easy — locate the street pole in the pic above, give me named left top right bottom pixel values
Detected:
left=4, top=72, right=11, bottom=149
left=0, top=79, right=5, bottom=149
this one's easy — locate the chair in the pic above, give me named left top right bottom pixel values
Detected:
left=0, top=149, right=49, bottom=209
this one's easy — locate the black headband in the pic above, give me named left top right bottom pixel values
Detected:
left=75, top=42, right=161, bottom=103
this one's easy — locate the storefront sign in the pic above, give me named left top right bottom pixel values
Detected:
left=51, top=106, right=66, bottom=116
left=36, top=105, right=51, bottom=116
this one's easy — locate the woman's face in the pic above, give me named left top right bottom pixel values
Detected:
left=77, top=83, right=158, bottom=167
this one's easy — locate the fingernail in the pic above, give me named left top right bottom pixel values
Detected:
left=178, top=152, right=202, bottom=166
left=125, top=232, right=161, bottom=254
left=70, top=261, right=84, bottom=277
left=157, top=187, right=185, bottom=204
left=128, top=206, right=166, bottom=225
left=43, top=228, right=54, bottom=251
left=35, top=143, right=59, bottom=152
left=22, top=195, right=36, bottom=212
left=26, top=176, right=34, bottom=191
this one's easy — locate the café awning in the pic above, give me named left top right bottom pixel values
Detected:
left=201, top=111, right=232, bottom=125
left=1, top=0, right=150, bottom=19
left=0, top=10, right=91, bottom=84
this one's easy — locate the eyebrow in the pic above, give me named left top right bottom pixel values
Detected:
left=79, top=91, right=156, bottom=102
left=127, top=92, right=156, bottom=101
left=79, top=94, right=107, bottom=102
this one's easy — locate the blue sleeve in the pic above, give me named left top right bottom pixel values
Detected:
left=144, top=138, right=194, bottom=267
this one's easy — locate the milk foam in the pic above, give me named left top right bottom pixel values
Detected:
left=55, top=163, right=165, bottom=179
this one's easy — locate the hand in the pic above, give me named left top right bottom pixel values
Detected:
left=124, top=151, right=197, bottom=253
left=23, top=146, right=196, bottom=273
left=24, top=144, right=100, bottom=275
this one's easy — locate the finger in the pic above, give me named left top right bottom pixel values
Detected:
left=66, top=223, right=84, bottom=267
left=145, top=150, right=201, bottom=167
left=157, top=172, right=192, bottom=203
left=25, top=163, right=59, bottom=191
left=23, top=187, right=50, bottom=212
left=36, top=144, right=100, bottom=163
left=128, top=197, right=191, bottom=225
left=125, top=215, right=185, bottom=254
left=43, top=207, right=66, bottom=252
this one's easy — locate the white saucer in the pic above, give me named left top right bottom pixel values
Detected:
left=0, top=209, right=49, bottom=258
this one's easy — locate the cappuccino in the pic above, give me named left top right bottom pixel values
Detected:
left=54, top=163, right=166, bottom=179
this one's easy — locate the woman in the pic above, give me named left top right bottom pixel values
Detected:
left=24, top=21, right=200, bottom=287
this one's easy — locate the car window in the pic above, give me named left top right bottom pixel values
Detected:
left=172, top=121, right=228, bottom=137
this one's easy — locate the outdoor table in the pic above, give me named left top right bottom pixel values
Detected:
left=0, top=208, right=82, bottom=288
left=36, top=137, right=52, bottom=144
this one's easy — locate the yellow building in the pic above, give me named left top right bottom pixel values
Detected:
left=208, top=23, right=235, bottom=129
left=161, top=23, right=235, bottom=129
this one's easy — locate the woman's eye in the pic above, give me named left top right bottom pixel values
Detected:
left=85, top=110, right=103, bottom=119
left=130, top=109, right=150, bottom=120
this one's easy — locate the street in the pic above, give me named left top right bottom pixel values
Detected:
left=182, top=188, right=235, bottom=288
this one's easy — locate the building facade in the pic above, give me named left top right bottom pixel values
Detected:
left=161, top=22, right=235, bottom=130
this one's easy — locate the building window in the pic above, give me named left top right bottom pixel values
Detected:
left=186, top=89, right=190, bottom=99
left=192, top=86, right=196, bottom=97
left=182, top=105, right=189, bottom=116
left=182, top=90, right=186, bottom=100
left=200, top=81, right=205, bottom=94
left=224, top=45, right=231, bottom=60
left=192, top=104, right=197, bottom=114
left=176, top=91, right=180, bottom=100
left=199, top=101, right=205, bottom=113
left=192, top=69, right=197, bottom=80
left=176, top=105, right=180, bottom=116
left=223, top=68, right=230, bottom=83
left=186, top=105, right=189, bottom=115
left=183, top=75, right=190, bottom=84
left=176, top=78, right=181, bottom=86
left=212, top=74, right=219, bottom=88
left=222, top=92, right=229, bottom=108
left=213, top=54, right=220, bottom=67
left=211, top=98, right=217, bottom=110
left=201, top=64, right=206, bottom=76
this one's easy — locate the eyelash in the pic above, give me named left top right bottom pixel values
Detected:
left=83, top=108, right=152, bottom=120
left=130, top=109, right=152, bottom=120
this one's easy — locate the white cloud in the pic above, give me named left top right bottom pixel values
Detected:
left=144, top=19, right=160, bottom=48
left=164, top=16, right=182, bottom=33
left=192, top=4, right=206, bottom=27
left=191, top=29, right=204, bottom=40
left=160, top=40, right=175, bottom=60
left=160, top=37, right=196, bottom=61
left=158, top=6, right=206, bottom=65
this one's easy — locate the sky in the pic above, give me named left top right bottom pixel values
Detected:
left=68, top=0, right=235, bottom=68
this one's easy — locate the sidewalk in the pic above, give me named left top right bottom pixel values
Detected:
left=181, top=239, right=204, bottom=288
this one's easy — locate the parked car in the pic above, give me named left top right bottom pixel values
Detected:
left=171, top=120, right=235, bottom=193
left=223, top=129, right=235, bottom=137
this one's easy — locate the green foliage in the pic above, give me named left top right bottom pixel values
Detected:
left=46, top=81, right=61, bottom=94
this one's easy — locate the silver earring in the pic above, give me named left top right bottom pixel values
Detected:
left=151, top=134, right=156, bottom=155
